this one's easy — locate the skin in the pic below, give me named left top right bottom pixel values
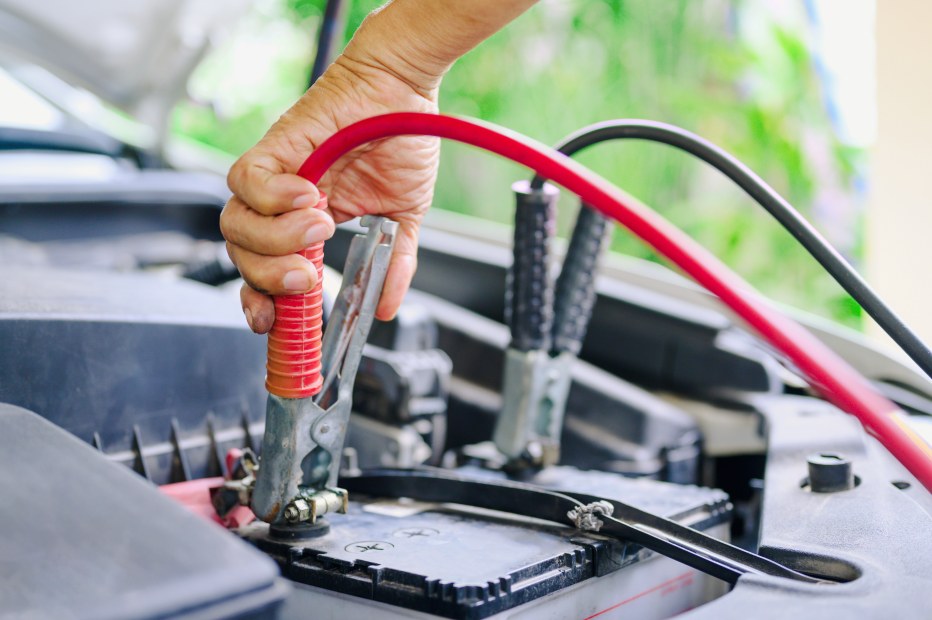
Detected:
left=222, top=0, right=537, bottom=333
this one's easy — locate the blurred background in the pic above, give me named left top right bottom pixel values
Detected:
left=7, top=0, right=923, bottom=348
left=174, top=0, right=880, bottom=333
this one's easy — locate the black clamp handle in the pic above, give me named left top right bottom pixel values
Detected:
left=509, top=181, right=610, bottom=357
left=552, top=204, right=612, bottom=355
left=506, top=180, right=557, bottom=352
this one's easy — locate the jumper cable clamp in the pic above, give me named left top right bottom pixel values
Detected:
left=492, top=180, right=610, bottom=471
left=250, top=211, right=397, bottom=538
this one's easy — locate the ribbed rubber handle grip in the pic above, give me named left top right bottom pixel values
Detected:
left=552, top=204, right=611, bottom=356
left=265, top=195, right=327, bottom=398
left=506, top=180, right=557, bottom=352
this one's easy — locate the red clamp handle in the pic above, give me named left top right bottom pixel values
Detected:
left=265, top=194, right=327, bottom=399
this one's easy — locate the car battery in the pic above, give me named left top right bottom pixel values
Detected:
left=240, top=467, right=731, bottom=619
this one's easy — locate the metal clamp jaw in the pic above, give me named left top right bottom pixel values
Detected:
left=251, top=216, right=398, bottom=525
left=494, top=348, right=574, bottom=469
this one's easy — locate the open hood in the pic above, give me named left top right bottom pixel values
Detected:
left=0, top=0, right=248, bottom=134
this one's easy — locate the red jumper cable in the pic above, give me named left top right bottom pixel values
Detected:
left=281, top=112, right=932, bottom=493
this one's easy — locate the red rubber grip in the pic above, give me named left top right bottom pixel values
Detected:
left=265, top=195, right=327, bottom=399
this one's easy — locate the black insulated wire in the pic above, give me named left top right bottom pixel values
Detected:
left=531, top=119, right=932, bottom=381
left=342, top=468, right=825, bottom=585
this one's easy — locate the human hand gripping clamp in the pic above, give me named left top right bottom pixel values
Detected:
left=493, top=181, right=611, bottom=470
left=250, top=200, right=397, bottom=537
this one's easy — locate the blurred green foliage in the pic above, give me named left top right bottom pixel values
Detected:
left=173, top=0, right=864, bottom=328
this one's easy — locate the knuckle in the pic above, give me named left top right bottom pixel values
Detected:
left=224, top=241, right=239, bottom=266
left=227, top=157, right=249, bottom=194
left=219, top=206, right=237, bottom=242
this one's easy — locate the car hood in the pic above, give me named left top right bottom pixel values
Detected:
left=0, top=0, right=248, bottom=131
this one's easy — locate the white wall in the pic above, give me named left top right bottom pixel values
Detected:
left=868, top=0, right=932, bottom=348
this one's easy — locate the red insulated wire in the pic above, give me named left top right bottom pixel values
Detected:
left=296, top=112, right=932, bottom=492
left=266, top=196, right=327, bottom=399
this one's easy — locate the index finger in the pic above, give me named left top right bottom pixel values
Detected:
left=375, top=216, right=421, bottom=321
left=227, top=150, right=320, bottom=216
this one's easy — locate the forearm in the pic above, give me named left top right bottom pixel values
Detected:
left=341, top=0, right=537, bottom=95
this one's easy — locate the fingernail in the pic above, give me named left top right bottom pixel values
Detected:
left=302, top=222, right=332, bottom=246
left=292, top=193, right=319, bottom=209
left=244, top=307, right=255, bottom=331
left=283, top=269, right=313, bottom=292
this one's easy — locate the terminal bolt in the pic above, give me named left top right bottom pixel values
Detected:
left=283, top=488, right=349, bottom=524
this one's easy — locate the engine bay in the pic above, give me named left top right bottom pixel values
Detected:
left=3, top=142, right=932, bottom=619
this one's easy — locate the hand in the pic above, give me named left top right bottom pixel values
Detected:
left=221, top=52, right=440, bottom=333
left=221, top=0, right=536, bottom=334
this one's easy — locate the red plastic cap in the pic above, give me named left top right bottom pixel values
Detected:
left=265, top=194, right=327, bottom=398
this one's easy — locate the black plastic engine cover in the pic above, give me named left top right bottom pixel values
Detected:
left=0, top=266, right=268, bottom=484
left=0, top=403, right=286, bottom=619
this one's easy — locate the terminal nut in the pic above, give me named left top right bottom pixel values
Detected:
left=283, top=499, right=311, bottom=523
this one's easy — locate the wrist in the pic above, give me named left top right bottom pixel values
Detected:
left=338, top=3, right=452, bottom=99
